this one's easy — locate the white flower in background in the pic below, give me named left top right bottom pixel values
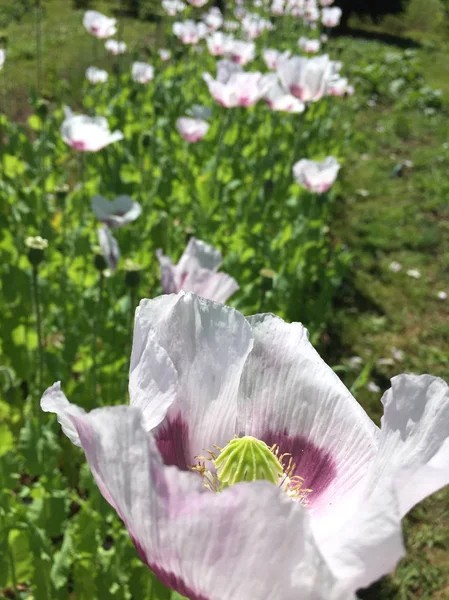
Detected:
left=391, top=348, right=405, bottom=362
left=204, top=66, right=276, bottom=108
left=157, top=238, right=238, bottom=302
left=228, top=39, right=256, bottom=65
left=97, top=226, right=120, bottom=272
left=223, top=20, right=240, bottom=31
left=162, top=0, right=186, bottom=16
left=132, top=62, right=155, bottom=84
left=242, top=15, right=273, bottom=39
left=83, top=10, right=117, bottom=38
left=322, top=6, right=342, bottom=27
left=366, top=381, right=381, bottom=393
left=278, top=54, right=339, bottom=103
left=91, top=195, right=142, bottom=228
left=203, top=7, right=223, bottom=31
left=105, top=39, right=127, bottom=55
left=293, top=157, right=341, bottom=193
left=321, top=33, right=329, bottom=42
left=187, top=0, right=209, bottom=6
left=61, top=107, right=123, bottom=152
left=173, top=20, right=208, bottom=44
left=437, top=291, right=447, bottom=300
left=303, top=5, right=320, bottom=21
left=378, top=358, right=395, bottom=367
left=0, top=49, right=6, bottom=70
left=298, top=37, right=321, bottom=54
left=271, top=0, right=285, bottom=15
left=407, top=269, right=421, bottom=279
left=234, top=6, right=246, bottom=20
left=320, top=0, right=334, bottom=5
left=265, top=83, right=305, bottom=113
left=176, top=117, right=210, bottom=143
left=263, top=48, right=291, bottom=70
left=327, top=76, right=352, bottom=96
left=389, top=261, right=402, bottom=273
left=85, top=66, right=108, bottom=84
left=42, top=292, right=449, bottom=599
left=158, top=49, right=171, bottom=61
left=348, top=356, right=363, bottom=369
left=206, top=32, right=235, bottom=56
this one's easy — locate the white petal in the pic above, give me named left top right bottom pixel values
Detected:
left=40, top=382, right=85, bottom=447
left=178, top=237, right=222, bottom=272
left=129, top=329, right=178, bottom=431
left=239, top=314, right=379, bottom=512
left=131, top=293, right=253, bottom=468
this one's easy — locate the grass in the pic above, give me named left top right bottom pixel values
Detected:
left=329, top=28, right=449, bottom=600
left=0, top=0, right=157, bottom=119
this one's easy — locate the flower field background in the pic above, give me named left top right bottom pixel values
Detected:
left=1, top=0, right=449, bottom=598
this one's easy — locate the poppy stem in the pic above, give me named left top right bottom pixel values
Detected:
left=211, top=109, right=232, bottom=211
left=35, top=0, right=43, bottom=94
left=32, top=265, right=44, bottom=396
left=92, top=272, right=104, bottom=404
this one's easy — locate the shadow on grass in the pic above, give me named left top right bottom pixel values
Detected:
left=336, top=26, right=421, bottom=49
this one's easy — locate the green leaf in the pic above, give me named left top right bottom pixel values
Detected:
left=51, top=527, right=73, bottom=590
left=0, top=423, right=14, bottom=457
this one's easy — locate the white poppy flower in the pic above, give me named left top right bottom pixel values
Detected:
left=176, top=117, right=210, bottom=143
left=277, top=54, right=340, bottom=103
left=162, top=0, right=186, bottom=16
left=293, top=157, right=340, bottom=193
left=97, top=225, right=120, bottom=272
left=83, top=10, right=117, bottom=38
left=158, top=49, right=171, bottom=61
left=173, top=20, right=208, bottom=44
left=61, top=107, right=123, bottom=152
left=265, top=83, right=305, bottom=113
left=407, top=269, right=421, bottom=279
left=131, top=62, right=155, bottom=84
left=42, top=292, right=449, bottom=599
left=203, top=69, right=276, bottom=108
left=0, top=49, right=6, bottom=70
left=298, top=37, right=321, bottom=54
left=322, top=6, right=342, bottom=27
left=263, top=48, right=291, bottom=70
left=105, top=39, right=127, bottom=55
left=91, top=195, right=142, bottom=228
left=206, top=32, right=235, bottom=56
left=85, top=66, right=108, bottom=84
left=228, top=39, right=256, bottom=65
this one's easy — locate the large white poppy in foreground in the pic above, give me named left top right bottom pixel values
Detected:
left=42, top=292, right=449, bottom=600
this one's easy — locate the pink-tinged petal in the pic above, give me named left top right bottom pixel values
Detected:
left=316, top=375, right=449, bottom=591
left=128, top=329, right=178, bottom=432
left=131, top=293, right=253, bottom=469
left=372, top=374, right=449, bottom=516
left=178, top=237, right=221, bottom=272
left=67, top=403, right=352, bottom=600
left=40, top=382, right=86, bottom=447
left=196, top=272, right=239, bottom=304
left=156, top=249, right=178, bottom=294
left=239, top=314, right=379, bottom=512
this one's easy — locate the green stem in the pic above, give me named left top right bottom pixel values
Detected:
left=7, top=532, right=19, bottom=599
left=35, top=0, right=42, bottom=93
left=32, top=265, right=44, bottom=395
left=92, top=273, right=104, bottom=404
left=211, top=110, right=232, bottom=212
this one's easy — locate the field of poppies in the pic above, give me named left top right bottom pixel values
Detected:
left=1, top=0, right=449, bottom=599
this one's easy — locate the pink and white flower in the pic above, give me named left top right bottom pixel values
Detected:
left=206, top=32, right=234, bottom=56
left=162, top=0, right=186, bottom=16
left=277, top=54, right=339, bottom=102
left=187, top=0, right=209, bottom=7
left=173, top=20, right=208, bottom=44
left=223, top=20, right=240, bottom=31
left=132, top=62, right=155, bottom=83
left=204, top=66, right=276, bottom=108
left=92, top=195, right=142, bottom=228
left=271, top=0, right=285, bottom=15
left=97, top=225, right=120, bottom=272
left=176, top=117, right=210, bottom=143
left=241, top=15, right=273, bottom=39
left=61, top=107, right=123, bottom=152
left=263, top=48, right=291, bottom=70
left=265, top=83, right=305, bottom=113
left=42, top=292, right=449, bottom=599
left=86, top=66, right=108, bottom=84
left=203, top=7, right=223, bottom=31
left=228, top=39, right=256, bottom=65
left=293, top=156, right=340, bottom=192
left=327, top=76, right=351, bottom=96
left=322, top=6, right=342, bottom=27
left=83, top=10, right=117, bottom=38
left=298, top=37, right=321, bottom=54
left=105, top=39, right=127, bottom=55
left=158, top=49, right=172, bottom=61
left=157, top=238, right=238, bottom=301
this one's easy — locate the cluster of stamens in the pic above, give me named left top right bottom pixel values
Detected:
left=190, top=436, right=312, bottom=505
